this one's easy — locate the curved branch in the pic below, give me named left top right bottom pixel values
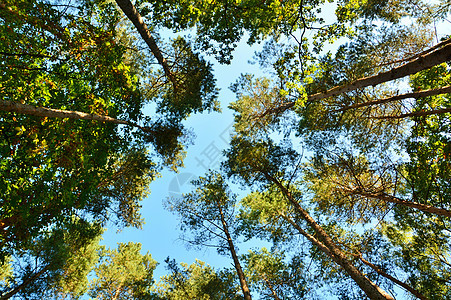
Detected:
left=349, top=190, right=451, bottom=218
left=357, top=255, right=429, bottom=300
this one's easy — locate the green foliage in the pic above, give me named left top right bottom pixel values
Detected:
left=303, top=153, right=398, bottom=224
left=243, top=248, right=309, bottom=300
left=89, top=242, right=157, bottom=300
left=166, top=171, right=239, bottom=255
left=239, top=187, right=300, bottom=245
left=382, top=220, right=451, bottom=299
left=2, top=0, right=451, bottom=298
left=154, top=258, right=241, bottom=300
left=0, top=0, right=219, bottom=260
left=144, top=0, right=332, bottom=63
left=224, top=136, right=300, bottom=187
left=406, top=62, right=451, bottom=210
left=0, top=218, right=102, bottom=299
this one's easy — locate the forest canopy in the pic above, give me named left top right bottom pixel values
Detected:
left=0, top=0, right=450, bottom=299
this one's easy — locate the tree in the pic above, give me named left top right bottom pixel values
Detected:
left=242, top=248, right=309, bottom=300
left=88, top=242, right=157, bottom=300
left=0, top=0, right=219, bottom=259
left=0, top=218, right=102, bottom=299
left=166, top=172, right=252, bottom=300
left=223, top=137, right=397, bottom=300
left=154, top=258, right=241, bottom=300
left=223, top=1, right=451, bottom=296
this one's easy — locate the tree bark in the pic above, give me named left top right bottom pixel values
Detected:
left=266, top=39, right=451, bottom=116
left=218, top=205, right=252, bottom=300
left=264, top=173, right=395, bottom=300
left=0, top=100, right=151, bottom=132
left=335, top=85, right=451, bottom=112
left=114, top=0, right=177, bottom=88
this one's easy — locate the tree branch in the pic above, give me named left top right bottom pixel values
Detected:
left=114, top=0, right=177, bottom=90
left=0, top=100, right=152, bottom=133
left=335, top=86, right=451, bottom=112
left=262, top=39, right=451, bottom=116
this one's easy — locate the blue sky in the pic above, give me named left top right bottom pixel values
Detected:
left=101, top=36, right=266, bottom=280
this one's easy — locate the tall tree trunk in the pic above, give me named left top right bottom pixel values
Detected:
left=218, top=205, right=252, bottom=300
left=114, top=0, right=177, bottom=88
left=266, top=39, right=451, bottom=116
left=264, top=173, right=395, bottom=300
left=0, top=100, right=151, bottom=132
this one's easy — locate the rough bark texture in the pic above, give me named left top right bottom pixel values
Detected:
left=114, top=0, right=177, bottom=87
left=260, top=273, right=280, bottom=300
left=265, top=173, right=395, bottom=300
left=218, top=205, right=252, bottom=300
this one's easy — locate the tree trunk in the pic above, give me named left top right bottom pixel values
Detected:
left=357, top=255, right=429, bottom=300
left=218, top=205, right=252, bottom=300
left=0, top=100, right=151, bottom=132
left=349, top=190, right=451, bottom=218
left=0, top=265, right=49, bottom=300
left=114, top=0, right=177, bottom=88
left=373, top=108, right=451, bottom=119
left=268, top=39, right=451, bottom=115
left=260, top=273, right=280, bottom=300
left=335, top=85, right=451, bottom=112
left=264, top=173, right=395, bottom=300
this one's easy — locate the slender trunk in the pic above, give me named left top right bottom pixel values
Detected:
left=218, top=205, right=252, bottom=300
left=266, top=39, right=451, bottom=116
left=114, top=0, right=177, bottom=88
left=0, top=100, right=151, bottom=132
left=349, top=190, right=451, bottom=218
left=111, top=285, right=123, bottom=300
left=260, top=273, right=280, bottom=300
left=373, top=108, right=451, bottom=119
left=0, top=265, right=49, bottom=300
left=357, top=255, right=429, bottom=300
left=335, top=86, right=451, bottom=112
left=264, top=173, right=394, bottom=300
